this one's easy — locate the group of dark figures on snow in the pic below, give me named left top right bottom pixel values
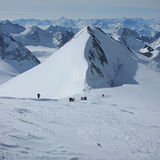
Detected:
left=37, top=93, right=105, bottom=101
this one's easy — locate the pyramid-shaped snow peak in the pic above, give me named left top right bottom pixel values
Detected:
left=111, top=26, right=145, bottom=52
left=0, top=27, right=137, bottom=99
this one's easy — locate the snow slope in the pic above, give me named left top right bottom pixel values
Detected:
left=0, top=27, right=137, bottom=99
left=0, top=62, right=160, bottom=160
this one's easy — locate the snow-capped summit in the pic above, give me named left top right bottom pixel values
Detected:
left=111, top=26, right=145, bottom=52
left=13, top=26, right=74, bottom=48
left=46, top=25, right=74, bottom=47
left=13, top=26, right=54, bottom=47
left=0, top=26, right=137, bottom=99
left=54, top=17, right=76, bottom=28
left=0, top=20, right=25, bottom=34
left=120, top=18, right=155, bottom=36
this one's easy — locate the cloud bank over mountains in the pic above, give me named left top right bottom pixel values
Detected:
left=0, top=0, right=160, bottom=19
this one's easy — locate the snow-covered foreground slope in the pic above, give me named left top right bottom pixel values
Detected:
left=0, top=63, right=160, bottom=160
left=0, top=27, right=137, bottom=99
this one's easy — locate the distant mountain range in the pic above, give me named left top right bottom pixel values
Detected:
left=11, top=17, right=160, bottom=36
left=1, top=18, right=160, bottom=52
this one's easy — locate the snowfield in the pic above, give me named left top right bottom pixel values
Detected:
left=0, top=62, right=160, bottom=160
left=0, top=81, right=160, bottom=160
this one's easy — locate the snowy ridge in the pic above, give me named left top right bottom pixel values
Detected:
left=0, top=20, right=25, bottom=34
left=111, top=26, right=145, bottom=52
left=13, top=26, right=55, bottom=47
left=0, top=31, right=40, bottom=72
left=13, top=26, right=74, bottom=48
left=0, top=31, right=40, bottom=84
left=0, top=27, right=137, bottom=99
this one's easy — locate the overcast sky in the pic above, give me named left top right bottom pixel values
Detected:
left=0, top=0, right=160, bottom=20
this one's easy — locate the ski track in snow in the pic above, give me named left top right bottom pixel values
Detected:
left=0, top=91, right=160, bottom=160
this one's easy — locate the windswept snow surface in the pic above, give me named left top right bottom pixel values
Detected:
left=0, top=27, right=137, bottom=99
left=0, top=63, right=160, bottom=160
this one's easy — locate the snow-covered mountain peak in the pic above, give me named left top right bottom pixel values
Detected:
left=0, top=31, right=40, bottom=84
left=111, top=26, right=145, bottom=52
left=46, top=25, right=55, bottom=33
left=0, top=20, right=25, bottom=34
left=0, top=31, right=40, bottom=72
left=13, top=25, right=74, bottom=48
left=1, top=20, right=12, bottom=25
left=13, top=26, right=55, bottom=47
left=0, top=26, right=137, bottom=98
left=73, top=26, right=106, bottom=40
left=112, top=26, right=140, bottom=41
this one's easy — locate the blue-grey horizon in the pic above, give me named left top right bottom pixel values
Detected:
left=0, top=0, right=160, bottom=20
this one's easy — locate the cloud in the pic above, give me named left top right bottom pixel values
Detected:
left=0, top=0, right=160, bottom=19
left=1, top=0, right=160, bottom=9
